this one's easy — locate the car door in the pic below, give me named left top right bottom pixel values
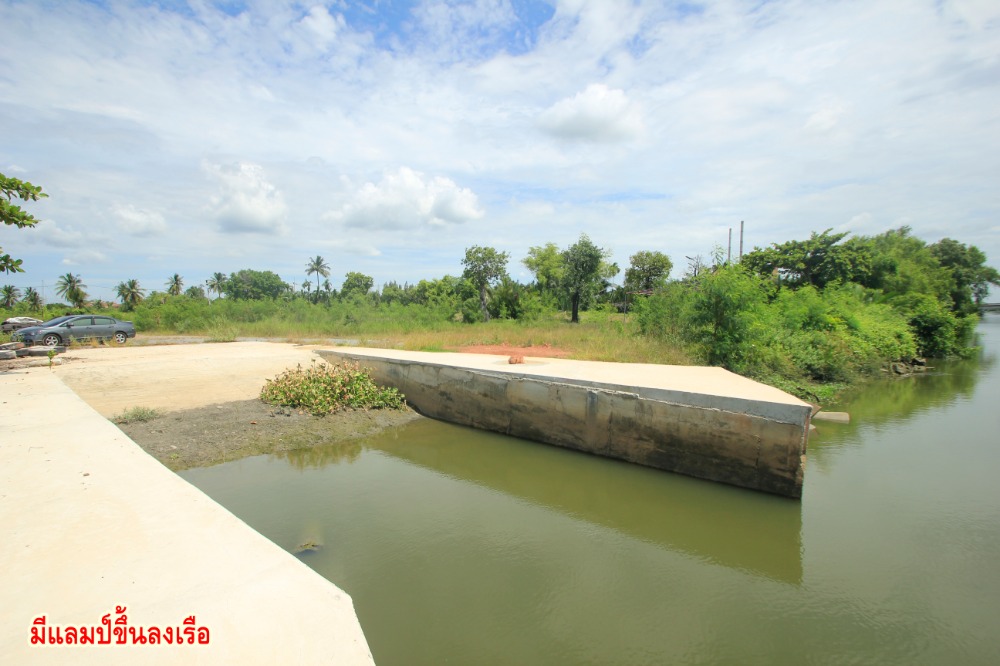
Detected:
left=93, top=316, right=115, bottom=340
left=66, top=316, right=94, bottom=341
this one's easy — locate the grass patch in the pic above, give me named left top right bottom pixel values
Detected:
left=111, top=406, right=161, bottom=424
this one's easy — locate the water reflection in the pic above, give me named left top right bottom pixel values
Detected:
left=275, top=440, right=363, bottom=469
left=363, top=418, right=803, bottom=585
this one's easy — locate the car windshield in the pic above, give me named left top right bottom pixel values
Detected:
left=41, top=316, right=75, bottom=327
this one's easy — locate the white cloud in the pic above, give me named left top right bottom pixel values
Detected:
left=61, top=249, right=108, bottom=265
left=298, top=5, right=344, bottom=51
left=204, top=161, right=288, bottom=234
left=113, top=203, right=166, bottom=237
left=537, top=84, right=644, bottom=142
left=328, top=167, right=484, bottom=230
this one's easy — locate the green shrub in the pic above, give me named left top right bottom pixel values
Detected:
left=260, top=361, right=405, bottom=415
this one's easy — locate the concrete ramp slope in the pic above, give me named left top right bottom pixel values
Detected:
left=0, top=369, right=375, bottom=665
left=320, top=349, right=812, bottom=498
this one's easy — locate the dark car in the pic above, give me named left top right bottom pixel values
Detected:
left=12, top=315, right=137, bottom=347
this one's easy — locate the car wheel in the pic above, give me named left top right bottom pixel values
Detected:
left=114, top=331, right=128, bottom=345
left=43, top=334, right=62, bottom=347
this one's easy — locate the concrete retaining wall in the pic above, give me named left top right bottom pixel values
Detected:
left=319, top=350, right=811, bottom=498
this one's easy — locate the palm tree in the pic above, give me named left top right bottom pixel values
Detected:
left=116, top=279, right=146, bottom=311
left=205, top=272, right=227, bottom=302
left=166, top=273, right=184, bottom=296
left=305, top=256, right=330, bottom=304
left=56, top=273, right=87, bottom=308
left=22, top=286, right=42, bottom=311
left=1, top=284, right=20, bottom=308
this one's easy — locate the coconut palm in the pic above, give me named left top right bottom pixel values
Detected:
left=116, top=279, right=146, bottom=311
left=166, top=273, right=184, bottom=296
left=305, top=256, right=330, bottom=304
left=205, top=272, right=227, bottom=302
left=1, top=284, right=20, bottom=308
left=55, top=273, right=87, bottom=308
left=22, top=286, right=42, bottom=311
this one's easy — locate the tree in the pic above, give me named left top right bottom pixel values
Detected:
left=929, top=238, right=1000, bottom=315
left=523, top=242, right=565, bottom=294
left=306, top=256, right=330, bottom=304
left=222, top=269, right=290, bottom=300
left=1, top=284, right=20, bottom=308
left=462, top=245, right=510, bottom=322
left=1, top=173, right=47, bottom=273
left=185, top=285, right=206, bottom=299
left=625, top=251, right=673, bottom=292
left=206, top=272, right=227, bottom=302
left=115, top=279, right=146, bottom=311
left=166, top=273, right=184, bottom=296
left=55, top=273, right=87, bottom=308
left=741, top=229, right=877, bottom=289
left=22, top=286, right=42, bottom=311
left=341, top=272, right=374, bottom=299
left=562, top=234, right=609, bottom=323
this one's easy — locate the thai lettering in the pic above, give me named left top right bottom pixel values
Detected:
left=28, top=608, right=210, bottom=647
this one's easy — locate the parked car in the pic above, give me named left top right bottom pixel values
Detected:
left=2, top=317, right=44, bottom=333
left=12, top=315, right=137, bottom=346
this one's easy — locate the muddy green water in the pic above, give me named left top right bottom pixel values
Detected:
left=181, top=315, right=1000, bottom=665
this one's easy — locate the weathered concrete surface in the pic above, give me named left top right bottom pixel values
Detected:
left=0, top=368, right=375, bottom=665
left=320, top=349, right=812, bottom=498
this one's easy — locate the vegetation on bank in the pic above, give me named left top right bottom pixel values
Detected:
left=260, top=361, right=406, bottom=415
left=5, top=227, right=998, bottom=403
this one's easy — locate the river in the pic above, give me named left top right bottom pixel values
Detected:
left=180, top=314, right=1000, bottom=665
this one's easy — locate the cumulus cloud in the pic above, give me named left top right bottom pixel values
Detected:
left=205, top=161, right=288, bottom=234
left=328, top=167, right=485, bottom=230
left=113, top=203, right=166, bottom=236
left=298, top=5, right=344, bottom=50
left=538, top=84, right=644, bottom=142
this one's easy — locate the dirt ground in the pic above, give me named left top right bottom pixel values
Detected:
left=4, top=341, right=420, bottom=471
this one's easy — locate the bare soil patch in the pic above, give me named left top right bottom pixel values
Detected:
left=119, top=399, right=421, bottom=471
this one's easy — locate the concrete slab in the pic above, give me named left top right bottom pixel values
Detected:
left=0, top=368, right=375, bottom=665
left=320, top=348, right=813, bottom=497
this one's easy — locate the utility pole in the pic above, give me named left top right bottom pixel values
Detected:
left=727, top=227, right=732, bottom=264
left=739, top=220, right=744, bottom=261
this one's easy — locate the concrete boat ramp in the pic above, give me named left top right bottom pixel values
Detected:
left=320, top=348, right=812, bottom=498
left=1, top=365, right=375, bottom=665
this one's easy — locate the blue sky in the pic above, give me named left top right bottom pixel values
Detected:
left=1, top=0, right=998, bottom=303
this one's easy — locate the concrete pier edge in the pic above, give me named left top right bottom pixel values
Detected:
left=319, top=348, right=812, bottom=498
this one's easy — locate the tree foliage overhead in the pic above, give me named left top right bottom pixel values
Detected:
left=562, top=234, right=609, bottom=323
left=462, top=245, right=509, bottom=322
left=1, top=172, right=47, bottom=274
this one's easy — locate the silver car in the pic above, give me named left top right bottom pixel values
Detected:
left=12, top=315, right=137, bottom=346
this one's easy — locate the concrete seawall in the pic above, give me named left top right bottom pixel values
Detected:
left=318, top=349, right=812, bottom=498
